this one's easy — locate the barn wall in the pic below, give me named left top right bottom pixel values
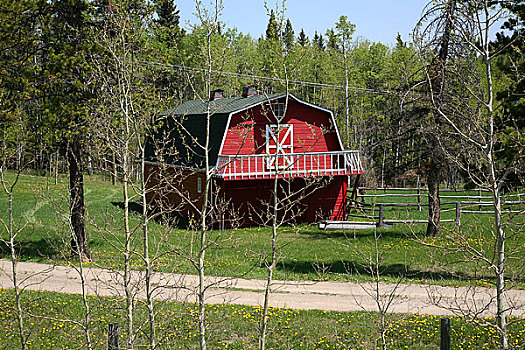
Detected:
left=217, top=175, right=347, bottom=226
left=145, top=163, right=206, bottom=220
left=145, top=162, right=347, bottom=225
left=309, top=176, right=347, bottom=221
left=221, top=98, right=342, bottom=157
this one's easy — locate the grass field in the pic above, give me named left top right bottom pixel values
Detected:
left=0, top=173, right=524, bottom=287
left=1, top=173, right=524, bottom=349
left=1, top=288, right=524, bottom=349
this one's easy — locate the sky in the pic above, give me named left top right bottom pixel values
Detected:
left=176, top=0, right=431, bottom=46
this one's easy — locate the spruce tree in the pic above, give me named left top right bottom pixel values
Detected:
left=315, top=32, right=325, bottom=51
left=283, top=18, right=294, bottom=53
left=298, top=28, right=308, bottom=47
left=326, top=28, right=338, bottom=50
left=43, top=0, right=95, bottom=260
left=153, top=0, right=180, bottom=29
left=265, top=9, right=279, bottom=41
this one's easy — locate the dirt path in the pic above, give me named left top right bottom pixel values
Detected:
left=1, top=260, right=524, bottom=317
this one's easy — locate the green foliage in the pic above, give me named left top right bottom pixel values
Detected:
left=0, top=0, right=45, bottom=167
left=282, top=18, right=294, bottom=54
left=265, top=9, right=279, bottom=42
left=39, top=0, right=97, bottom=148
left=0, top=0, right=520, bottom=191
left=313, top=31, right=325, bottom=51
left=153, top=0, right=180, bottom=29
left=334, top=15, right=355, bottom=52
left=298, top=28, right=308, bottom=47
left=493, top=1, right=525, bottom=187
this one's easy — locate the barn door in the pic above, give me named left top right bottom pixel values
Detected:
left=266, top=124, right=293, bottom=170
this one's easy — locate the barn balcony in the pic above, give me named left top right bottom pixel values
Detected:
left=214, top=150, right=363, bottom=180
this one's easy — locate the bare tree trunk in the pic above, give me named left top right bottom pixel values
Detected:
left=492, top=175, right=508, bottom=349
left=122, top=131, right=135, bottom=350
left=68, top=138, right=91, bottom=260
left=198, top=220, right=207, bottom=350
left=197, top=115, right=211, bottom=350
left=381, top=148, right=386, bottom=188
left=7, top=191, right=26, bottom=350
left=140, top=150, right=156, bottom=349
left=112, top=151, right=117, bottom=185
left=73, top=247, right=94, bottom=350
left=197, top=30, right=214, bottom=350
left=426, top=159, right=441, bottom=236
left=344, top=51, right=350, bottom=147
left=414, top=1, right=515, bottom=348
left=259, top=174, right=279, bottom=350
left=0, top=158, right=27, bottom=350
left=55, top=149, right=59, bottom=185
left=485, top=39, right=508, bottom=348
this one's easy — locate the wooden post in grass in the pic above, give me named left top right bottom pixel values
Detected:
left=108, top=323, right=119, bottom=350
left=478, top=188, right=482, bottom=210
left=440, top=318, right=450, bottom=350
left=455, top=202, right=461, bottom=228
left=417, top=177, right=422, bottom=211
left=378, top=204, right=384, bottom=228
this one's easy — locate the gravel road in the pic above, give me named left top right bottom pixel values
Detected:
left=1, top=260, right=524, bottom=317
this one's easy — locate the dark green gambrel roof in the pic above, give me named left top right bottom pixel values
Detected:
left=163, top=93, right=284, bottom=116
left=147, top=93, right=286, bottom=169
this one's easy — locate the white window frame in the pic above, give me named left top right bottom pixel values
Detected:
left=197, top=177, right=202, bottom=193
left=265, top=124, right=293, bottom=170
left=273, top=103, right=285, bottom=119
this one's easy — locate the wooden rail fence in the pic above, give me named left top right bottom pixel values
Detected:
left=347, top=187, right=524, bottom=228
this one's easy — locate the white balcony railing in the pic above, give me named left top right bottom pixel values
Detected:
left=214, top=150, right=363, bottom=180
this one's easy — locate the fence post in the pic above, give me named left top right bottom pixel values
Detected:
left=455, top=202, right=461, bottom=228
left=378, top=204, right=384, bottom=228
left=417, top=178, right=422, bottom=211
left=440, top=318, right=450, bottom=350
left=478, top=188, right=482, bottom=210
left=108, top=323, right=119, bottom=350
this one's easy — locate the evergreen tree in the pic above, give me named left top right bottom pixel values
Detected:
left=42, top=0, right=95, bottom=260
left=395, top=32, right=405, bottom=49
left=283, top=18, right=294, bottom=53
left=326, top=28, right=338, bottom=50
left=265, top=9, right=279, bottom=41
left=153, top=0, right=180, bottom=29
left=313, top=31, right=325, bottom=51
left=298, top=28, right=308, bottom=47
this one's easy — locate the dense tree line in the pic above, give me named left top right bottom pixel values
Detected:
left=1, top=0, right=523, bottom=227
left=2, top=0, right=521, bottom=187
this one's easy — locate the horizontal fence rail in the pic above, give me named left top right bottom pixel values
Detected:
left=214, top=150, right=363, bottom=180
left=344, top=187, right=524, bottom=228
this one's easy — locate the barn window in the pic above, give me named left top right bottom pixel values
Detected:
left=197, top=177, right=202, bottom=193
left=266, top=124, right=293, bottom=170
left=273, top=103, right=285, bottom=119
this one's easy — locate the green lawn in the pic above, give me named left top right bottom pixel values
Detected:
left=0, top=173, right=524, bottom=287
left=1, top=288, right=524, bottom=349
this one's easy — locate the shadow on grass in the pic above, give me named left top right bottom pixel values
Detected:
left=0, top=236, right=98, bottom=261
left=276, top=258, right=483, bottom=283
left=297, top=229, right=417, bottom=240
left=0, top=238, right=61, bottom=260
left=110, top=201, right=190, bottom=229
left=111, top=201, right=143, bottom=215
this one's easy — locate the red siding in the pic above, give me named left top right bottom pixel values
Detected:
left=218, top=175, right=348, bottom=225
left=221, top=98, right=342, bottom=157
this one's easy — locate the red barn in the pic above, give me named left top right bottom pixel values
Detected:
left=145, top=88, right=363, bottom=226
